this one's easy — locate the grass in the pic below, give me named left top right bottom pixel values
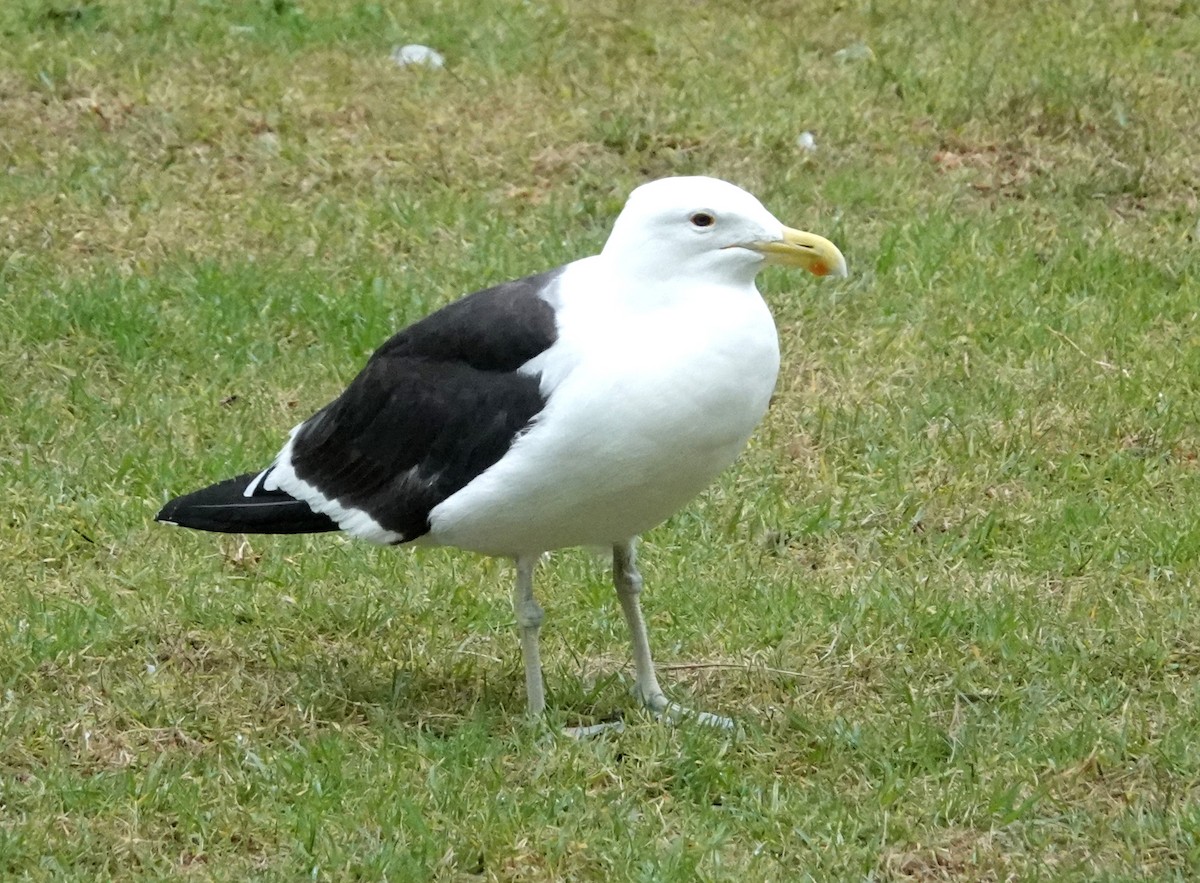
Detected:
left=2, top=0, right=1200, bottom=878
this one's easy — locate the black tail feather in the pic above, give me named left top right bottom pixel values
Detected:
left=156, top=473, right=340, bottom=535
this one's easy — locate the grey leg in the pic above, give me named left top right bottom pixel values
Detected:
left=612, top=540, right=734, bottom=729
left=513, top=555, right=546, bottom=717
left=612, top=540, right=667, bottom=710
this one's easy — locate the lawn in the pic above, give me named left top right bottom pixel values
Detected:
left=2, top=0, right=1200, bottom=879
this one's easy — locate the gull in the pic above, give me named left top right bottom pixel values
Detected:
left=157, top=175, right=847, bottom=727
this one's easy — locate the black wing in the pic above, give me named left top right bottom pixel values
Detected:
left=282, top=268, right=562, bottom=542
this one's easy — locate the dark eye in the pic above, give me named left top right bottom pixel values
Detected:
left=690, top=211, right=716, bottom=228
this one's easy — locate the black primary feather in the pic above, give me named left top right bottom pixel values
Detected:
left=156, top=473, right=339, bottom=534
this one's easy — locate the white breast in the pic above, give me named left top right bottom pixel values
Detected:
left=427, top=259, right=780, bottom=556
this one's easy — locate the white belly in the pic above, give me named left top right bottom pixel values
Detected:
left=427, top=276, right=780, bottom=556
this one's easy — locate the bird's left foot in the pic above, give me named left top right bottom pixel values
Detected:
left=562, top=717, right=626, bottom=739
left=639, top=689, right=735, bottom=731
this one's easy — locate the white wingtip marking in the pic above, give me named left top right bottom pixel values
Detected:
left=243, top=468, right=269, bottom=497
left=248, top=423, right=306, bottom=497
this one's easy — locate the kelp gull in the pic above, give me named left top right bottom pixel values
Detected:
left=157, top=176, right=847, bottom=727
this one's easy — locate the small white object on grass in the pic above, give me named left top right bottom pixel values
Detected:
left=391, top=44, right=445, bottom=68
left=833, top=41, right=874, bottom=63
left=797, top=131, right=817, bottom=153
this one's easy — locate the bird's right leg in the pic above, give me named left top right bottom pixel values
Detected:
left=612, top=539, right=734, bottom=730
left=513, top=554, right=546, bottom=717
left=611, top=540, right=668, bottom=711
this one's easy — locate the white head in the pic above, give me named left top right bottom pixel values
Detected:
left=600, top=176, right=847, bottom=287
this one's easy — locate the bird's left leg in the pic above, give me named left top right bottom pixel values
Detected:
left=612, top=539, right=734, bottom=730
left=513, top=555, right=546, bottom=717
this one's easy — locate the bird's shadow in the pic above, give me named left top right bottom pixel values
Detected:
left=279, top=653, right=627, bottom=736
